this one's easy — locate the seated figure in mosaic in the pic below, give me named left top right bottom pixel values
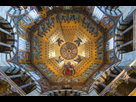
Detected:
left=86, top=68, right=94, bottom=74
left=77, top=14, right=81, bottom=23
left=37, top=63, right=46, bottom=68
left=81, top=63, right=99, bottom=79
left=97, top=53, right=103, bottom=57
left=72, top=77, right=80, bottom=82
left=56, top=76, right=65, bottom=83
left=91, top=63, right=99, bottom=68
left=36, top=63, right=50, bottom=73
left=66, top=13, right=72, bottom=24
left=87, top=22, right=93, bottom=31
left=81, top=72, right=90, bottom=79
left=97, top=57, right=102, bottom=60
left=73, top=13, right=79, bottom=24
left=93, top=27, right=98, bottom=37
left=56, top=14, right=59, bottom=23
left=95, top=44, right=103, bottom=51
left=33, top=36, right=41, bottom=44
left=47, top=16, right=55, bottom=28
left=96, top=41, right=102, bottom=48
left=63, top=15, right=67, bottom=23
left=42, top=21, right=50, bottom=33
left=38, top=26, right=44, bottom=37
left=97, top=53, right=103, bottom=60
left=96, top=49, right=102, bottom=54
left=47, top=71, right=56, bottom=78
left=65, top=78, right=72, bottom=83
left=98, top=45, right=103, bottom=51
left=33, top=44, right=41, bottom=53
left=81, top=17, right=88, bottom=28
left=33, top=36, right=42, bottom=43
left=56, top=13, right=63, bottom=23
left=33, top=51, right=41, bottom=60
left=94, top=32, right=98, bottom=37
left=95, top=36, right=103, bottom=44
left=97, top=38, right=103, bottom=44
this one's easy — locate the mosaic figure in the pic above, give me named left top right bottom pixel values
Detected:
left=63, top=62, right=75, bottom=76
left=47, top=16, right=55, bottom=28
left=72, top=77, right=80, bottom=82
left=56, top=76, right=65, bottom=83
left=56, top=38, right=64, bottom=46
left=65, top=78, right=72, bottom=83
left=56, top=56, right=64, bottom=63
left=74, top=55, right=82, bottom=63
left=74, top=38, right=82, bottom=46
left=81, top=17, right=88, bottom=28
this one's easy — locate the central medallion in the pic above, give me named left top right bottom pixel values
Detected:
left=60, top=42, right=78, bottom=60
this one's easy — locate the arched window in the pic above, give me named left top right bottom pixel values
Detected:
left=92, top=6, right=104, bottom=22
left=19, top=37, right=29, bottom=51
left=106, top=37, right=114, bottom=51
left=28, top=9, right=40, bottom=21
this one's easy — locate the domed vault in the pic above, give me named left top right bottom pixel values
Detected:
left=31, top=13, right=105, bottom=84
left=9, top=6, right=114, bottom=94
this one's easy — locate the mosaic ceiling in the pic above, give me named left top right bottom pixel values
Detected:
left=30, top=13, right=108, bottom=84
left=8, top=6, right=115, bottom=93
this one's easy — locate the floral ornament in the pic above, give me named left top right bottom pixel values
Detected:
left=56, top=38, right=64, bottom=46
left=74, top=38, right=82, bottom=46
left=74, top=55, right=82, bottom=63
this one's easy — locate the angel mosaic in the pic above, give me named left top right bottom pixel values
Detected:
left=56, top=38, right=64, bottom=46
left=55, top=56, right=64, bottom=63
left=74, top=55, right=82, bottom=64
left=74, top=38, right=82, bottom=47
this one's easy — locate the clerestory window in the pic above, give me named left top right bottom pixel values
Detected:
left=28, top=9, right=40, bottom=21
left=92, top=6, right=104, bottom=22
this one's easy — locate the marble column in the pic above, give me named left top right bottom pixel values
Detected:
left=19, top=81, right=33, bottom=89
left=128, top=77, right=136, bottom=84
left=120, top=25, right=133, bottom=36
left=0, top=42, right=11, bottom=48
left=120, top=40, right=133, bottom=48
left=99, top=82, right=107, bottom=88
left=109, top=74, right=118, bottom=78
left=8, top=74, right=22, bottom=79
left=0, top=27, right=12, bottom=36
left=133, top=10, right=136, bottom=51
